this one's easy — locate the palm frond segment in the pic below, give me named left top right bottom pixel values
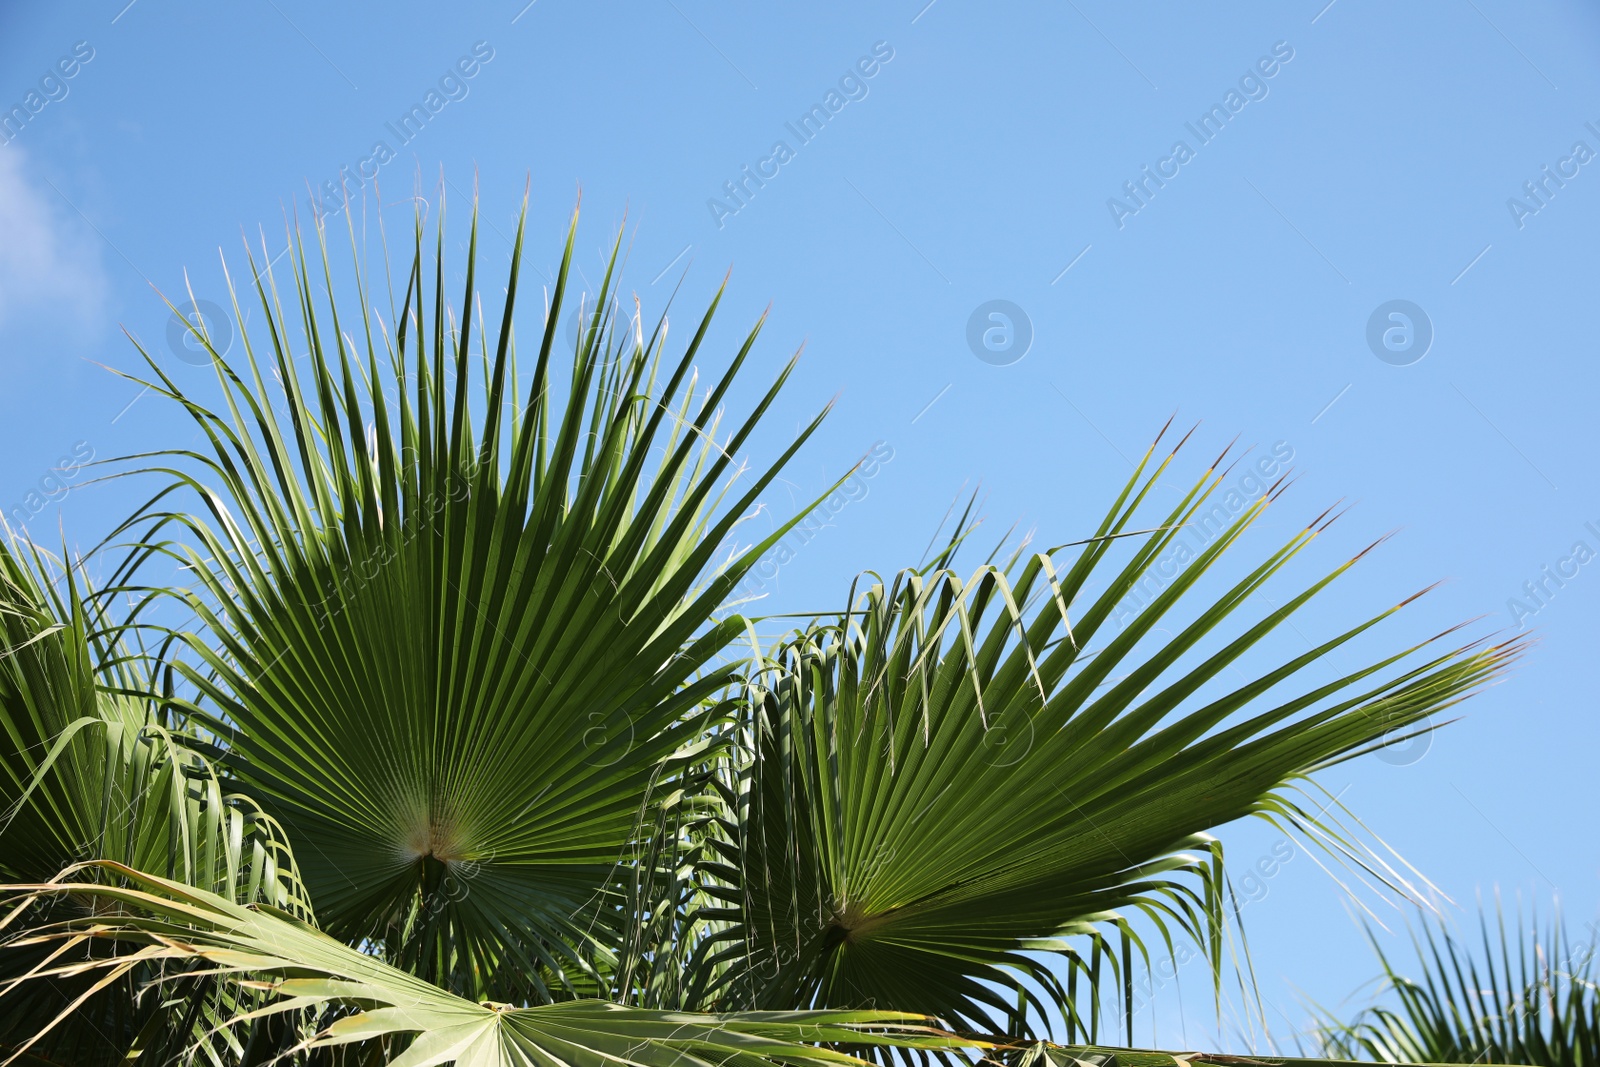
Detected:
left=0, top=863, right=975, bottom=1067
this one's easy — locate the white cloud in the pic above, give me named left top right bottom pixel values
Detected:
left=0, top=147, right=108, bottom=330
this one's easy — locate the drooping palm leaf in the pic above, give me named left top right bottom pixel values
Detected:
left=112, top=193, right=831, bottom=1002
left=0, top=862, right=973, bottom=1067
left=1316, top=903, right=1599, bottom=1065
left=0, top=533, right=308, bottom=1064
left=695, top=430, right=1520, bottom=1041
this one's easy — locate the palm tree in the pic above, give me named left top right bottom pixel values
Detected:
left=1316, top=905, right=1599, bottom=1066
left=0, top=189, right=1520, bottom=1066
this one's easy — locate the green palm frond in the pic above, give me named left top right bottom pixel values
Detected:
left=0, top=533, right=308, bottom=1064
left=1316, top=903, right=1599, bottom=1066
left=111, top=195, right=830, bottom=1003
left=0, top=180, right=1534, bottom=1065
left=0, top=862, right=973, bottom=1067
left=693, top=431, right=1519, bottom=1040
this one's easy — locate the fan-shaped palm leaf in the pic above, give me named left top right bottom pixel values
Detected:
left=1316, top=903, right=1599, bottom=1065
left=114, top=195, right=830, bottom=1002
left=700, top=432, right=1519, bottom=1041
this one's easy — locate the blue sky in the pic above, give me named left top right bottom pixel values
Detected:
left=3, top=0, right=1598, bottom=1051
